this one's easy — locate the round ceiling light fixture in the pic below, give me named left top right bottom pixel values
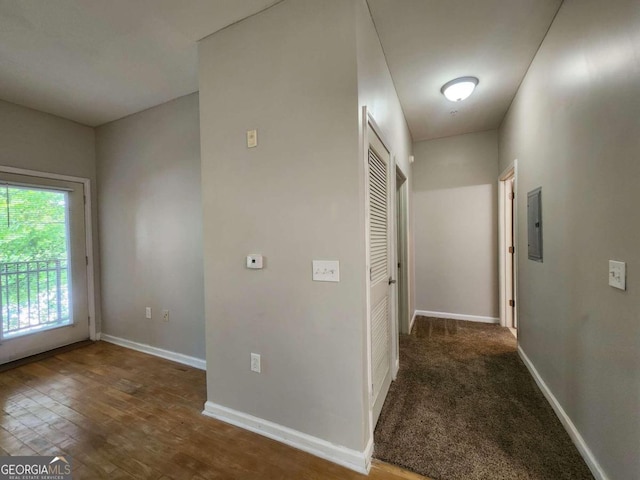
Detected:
left=441, top=76, right=479, bottom=102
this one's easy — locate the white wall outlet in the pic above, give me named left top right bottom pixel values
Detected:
left=145, top=307, right=152, bottom=319
left=312, top=260, right=340, bottom=282
left=250, top=353, right=261, bottom=373
left=609, top=260, right=626, bottom=290
left=162, top=309, right=169, bottom=322
left=247, top=129, right=258, bottom=148
left=246, top=254, right=263, bottom=269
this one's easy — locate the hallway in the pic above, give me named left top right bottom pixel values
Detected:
left=374, top=317, right=593, bottom=480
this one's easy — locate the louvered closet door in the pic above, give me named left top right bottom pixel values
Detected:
left=367, top=126, right=392, bottom=426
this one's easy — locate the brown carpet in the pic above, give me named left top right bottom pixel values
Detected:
left=374, top=317, right=594, bottom=480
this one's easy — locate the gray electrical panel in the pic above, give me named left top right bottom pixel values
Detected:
left=527, top=187, right=543, bottom=262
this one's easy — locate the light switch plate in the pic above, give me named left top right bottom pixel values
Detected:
left=312, top=260, right=340, bottom=282
left=250, top=353, right=261, bottom=373
left=247, top=129, right=257, bottom=148
left=609, top=260, right=626, bottom=290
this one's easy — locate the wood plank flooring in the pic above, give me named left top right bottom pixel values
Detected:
left=0, top=341, right=428, bottom=480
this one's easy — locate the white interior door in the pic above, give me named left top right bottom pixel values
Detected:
left=367, top=124, right=393, bottom=426
left=0, top=172, right=89, bottom=364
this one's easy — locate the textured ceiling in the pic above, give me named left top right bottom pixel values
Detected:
left=0, top=0, right=280, bottom=126
left=367, top=0, right=563, bottom=141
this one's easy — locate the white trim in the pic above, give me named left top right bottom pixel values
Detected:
left=0, top=165, right=98, bottom=340
left=390, top=156, right=399, bottom=381
left=202, top=401, right=372, bottom=474
left=363, top=106, right=397, bottom=443
left=395, top=169, right=410, bottom=337
left=0, top=165, right=88, bottom=184
left=498, top=159, right=518, bottom=329
left=100, top=334, right=206, bottom=370
left=362, top=106, right=374, bottom=450
left=366, top=109, right=393, bottom=154
left=414, top=310, right=499, bottom=324
left=409, top=310, right=417, bottom=332
left=498, top=160, right=517, bottom=182
left=363, top=436, right=374, bottom=470
left=84, top=181, right=97, bottom=340
left=518, top=346, right=608, bottom=480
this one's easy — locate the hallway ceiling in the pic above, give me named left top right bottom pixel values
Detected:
left=0, top=0, right=280, bottom=126
left=367, top=0, right=563, bottom=141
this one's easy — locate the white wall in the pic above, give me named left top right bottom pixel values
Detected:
left=199, top=0, right=367, bottom=453
left=0, top=99, right=101, bottom=331
left=413, top=130, right=499, bottom=319
left=356, top=0, right=415, bottom=337
left=96, top=93, right=205, bottom=360
left=499, top=0, right=640, bottom=478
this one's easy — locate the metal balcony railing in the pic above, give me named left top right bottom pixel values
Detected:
left=0, top=259, right=70, bottom=339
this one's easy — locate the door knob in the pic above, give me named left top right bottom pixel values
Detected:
left=389, top=278, right=396, bottom=285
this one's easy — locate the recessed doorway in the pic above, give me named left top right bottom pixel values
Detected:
left=499, top=161, right=518, bottom=334
left=395, top=167, right=409, bottom=339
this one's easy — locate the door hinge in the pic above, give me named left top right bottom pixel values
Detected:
left=83, top=194, right=86, bottom=205
left=85, top=256, right=89, bottom=265
left=398, top=262, right=401, bottom=269
left=509, top=299, right=515, bottom=307
left=508, top=246, right=515, bottom=254
left=88, top=316, right=91, bottom=325
left=509, top=192, right=515, bottom=200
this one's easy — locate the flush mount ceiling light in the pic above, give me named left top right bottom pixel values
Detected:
left=441, top=76, right=479, bottom=102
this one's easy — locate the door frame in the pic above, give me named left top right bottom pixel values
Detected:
left=362, top=107, right=398, bottom=442
left=395, top=167, right=409, bottom=341
left=0, top=165, right=97, bottom=341
left=498, top=160, right=518, bottom=330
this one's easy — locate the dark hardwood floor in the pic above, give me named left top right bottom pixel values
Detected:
left=0, top=341, right=427, bottom=480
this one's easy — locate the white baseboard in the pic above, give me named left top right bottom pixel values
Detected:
left=202, top=401, right=372, bottom=474
left=518, top=346, right=608, bottom=480
left=409, top=310, right=417, bottom=332
left=414, top=310, right=499, bottom=324
left=363, top=436, right=373, bottom=470
left=100, top=333, right=206, bottom=371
